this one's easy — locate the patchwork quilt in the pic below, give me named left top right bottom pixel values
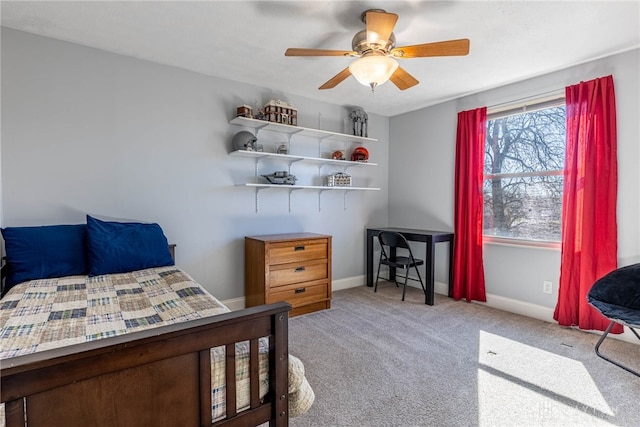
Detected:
left=0, top=266, right=268, bottom=422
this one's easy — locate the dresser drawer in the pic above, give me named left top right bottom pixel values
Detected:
left=268, top=240, right=328, bottom=265
left=267, top=283, right=329, bottom=307
left=290, top=301, right=330, bottom=317
left=269, top=260, right=328, bottom=287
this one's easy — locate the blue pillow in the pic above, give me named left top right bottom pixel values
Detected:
left=1, top=224, right=88, bottom=290
left=86, top=215, right=174, bottom=276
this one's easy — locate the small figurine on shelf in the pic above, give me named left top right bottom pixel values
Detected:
left=254, top=108, right=267, bottom=121
left=262, top=171, right=297, bottom=185
left=236, top=105, right=253, bottom=118
left=232, top=131, right=258, bottom=151
left=350, top=146, right=369, bottom=162
left=277, top=144, right=288, bottom=155
left=349, top=108, right=369, bottom=137
left=253, top=98, right=267, bottom=121
left=263, top=99, right=298, bottom=126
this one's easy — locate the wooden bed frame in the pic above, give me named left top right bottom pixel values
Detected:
left=0, top=261, right=292, bottom=427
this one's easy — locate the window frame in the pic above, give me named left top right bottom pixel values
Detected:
left=483, top=94, right=566, bottom=247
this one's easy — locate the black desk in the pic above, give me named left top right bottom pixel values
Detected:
left=366, top=227, right=455, bottom=305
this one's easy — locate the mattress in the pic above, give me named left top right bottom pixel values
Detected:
left=0, top=266, right=268, bottom=422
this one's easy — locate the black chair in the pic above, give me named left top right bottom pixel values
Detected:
left=375, top=231, right=426, bottom=301
left=587, top=263, right=640, bottom=377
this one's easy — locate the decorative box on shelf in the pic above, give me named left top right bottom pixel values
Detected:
left=325, top=172, right=352, bottom=187
left=236, top=105, right=253, bottom=118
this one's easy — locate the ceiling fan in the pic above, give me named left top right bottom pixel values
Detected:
left=285, top=9, right=470, bottom=91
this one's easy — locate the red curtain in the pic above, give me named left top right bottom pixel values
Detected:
left=554, top=75, right=621, bottom=333
left=453, top=107, right=487, bottom=302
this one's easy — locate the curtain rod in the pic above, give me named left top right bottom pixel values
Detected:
left=487, top=88, right=565, bottom=115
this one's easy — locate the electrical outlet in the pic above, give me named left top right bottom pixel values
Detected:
left=543, top=281, right=553, bottom=294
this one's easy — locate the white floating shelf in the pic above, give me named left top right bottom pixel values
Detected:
left=230, top=116, right=377, bottom=143
left=243, top=182, right=380, bottom=212
left=243, top=183, right=380, bottom=191
left=229, top=150, right=377, bottom=167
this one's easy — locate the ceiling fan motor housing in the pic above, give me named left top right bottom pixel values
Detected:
left=352, top=29, right=396, bottom=56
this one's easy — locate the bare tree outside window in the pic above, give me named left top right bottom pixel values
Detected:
left=483, top=102, right=566, bottom=241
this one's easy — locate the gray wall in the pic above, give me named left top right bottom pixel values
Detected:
left=389, top=48, right=640, bottom=309
left=3, top=27, right=639, bottom=313
left=0, top=28, right=390, bottom=300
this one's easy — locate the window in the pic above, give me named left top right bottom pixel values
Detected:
left=483, top=97, right=566, bottom=242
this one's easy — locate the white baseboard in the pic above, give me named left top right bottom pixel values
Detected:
left=478, top=292, right=637, bottom=345
left=222, top=276, right=365, bottom=310
left=332, top=275, right=366, bottom=291
left=333, top=275, right=451, bottom=294
left=221, top=296, right=245, bottom=311
left=480, top=293, right=556, bottom=323
left=226, top=277, right=637, bottom=345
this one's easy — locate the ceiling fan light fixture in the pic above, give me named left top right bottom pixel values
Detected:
left=348, top=55, right=398, bottom=90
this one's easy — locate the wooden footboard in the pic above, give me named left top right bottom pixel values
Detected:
left=1, top=301, right=291, bottom=427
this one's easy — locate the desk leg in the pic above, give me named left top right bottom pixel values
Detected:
left=366, top=231, right=374, bottom=287
left=425, top=240, right=435, bottom=306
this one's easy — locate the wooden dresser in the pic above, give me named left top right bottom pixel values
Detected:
left=245, top=233, right=332, bottom=317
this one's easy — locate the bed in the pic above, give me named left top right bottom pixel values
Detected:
left=0, top=216, right=313, bottom=426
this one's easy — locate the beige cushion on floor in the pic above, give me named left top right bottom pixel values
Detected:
left=288, top=354, right=305, bottom=392
left=289, top=376, right=315, bottom=417
left=288, top=354, right=314, bottom=417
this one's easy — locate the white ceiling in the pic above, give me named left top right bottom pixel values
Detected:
left=2, top=1, right=639, bottom=117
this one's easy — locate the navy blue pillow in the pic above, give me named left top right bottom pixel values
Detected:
left=1, top=224, right=88, bottom=290
left=86, top=215, right=174, bottom=276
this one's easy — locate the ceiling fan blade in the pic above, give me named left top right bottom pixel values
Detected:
left=285, top=48, right=357, bottom=57
left=391, top=39, right=470, bottom=58
left=389, top=67, right=419, bottom=90
left=366, top=11, right=398, bottom=45
left=319, top=68, right=352, bottom=90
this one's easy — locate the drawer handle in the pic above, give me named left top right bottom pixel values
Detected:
left=294, top=245, right=305, bottom=251
left=294, top=266, right=306, bottom=272
left=295, top=288, right=306, bottom=294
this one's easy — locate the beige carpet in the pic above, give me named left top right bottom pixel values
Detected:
left=288, top=284, right=640, bottom=427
